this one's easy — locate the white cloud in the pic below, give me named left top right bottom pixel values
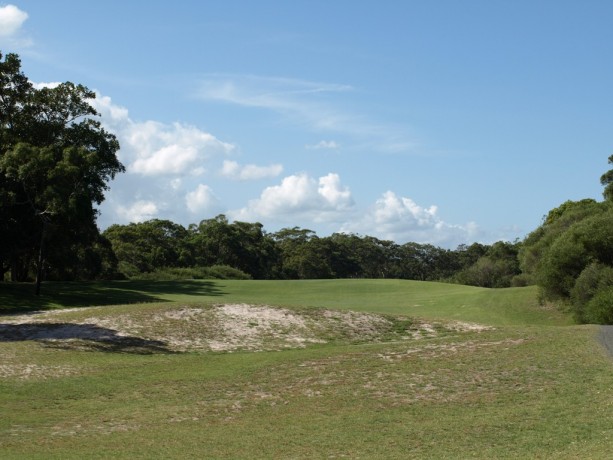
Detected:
left=92, top=94, right=129, bottom=121
left=230, top=172, right=354, bottom=223
left=116, top=200, right=159, bottom=223
left=185, top=184, right=220, bottom=214
left=0, top=5, right=28, bottom=37
left=32, top=81, right=61, bottom=90
left=198, top=75, right=353, bottom=133
left=90, top=92, right=236, bottom=228
left=220, top=160, right=283, bottom=180
left=318, top=173, right=352, bottom=208
left=199, top=75, right=352, bottom=111
left=91, top=94, right=235, bottom=176
left=340, top=191, right=480, bottom=247
left=197, top=74, right=416, bottom=154
left=306, top=140, right=339, bottom=150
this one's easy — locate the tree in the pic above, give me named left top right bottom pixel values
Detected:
left=601, top=154, right=613, bottom=201
left=189, top=215, right=279, bottom=279
left=518, top=199, right=602, bottom=283
left=0, top=52, right=124, bottom=292
left=103, top=220, right=191, bottom=276
left=454, top=241, right=521, bottom=288
left=272, top=227, right=330, bottom=279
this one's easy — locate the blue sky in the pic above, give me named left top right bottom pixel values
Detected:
left=2, top=1, right=613, bottom=247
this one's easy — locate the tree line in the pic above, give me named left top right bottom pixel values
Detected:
left=99, top=215, right=522, bottom=287
left=2, top=51, right=613, bottom=323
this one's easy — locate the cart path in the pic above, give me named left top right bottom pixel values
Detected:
left=599, top=326, right=613, bottom=357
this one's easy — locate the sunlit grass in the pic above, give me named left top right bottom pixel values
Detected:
left=1, top=279, right=571, bottom=326
left=0, top=279, right=607, bottom=459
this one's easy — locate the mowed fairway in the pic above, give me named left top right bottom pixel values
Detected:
left=1, top=280, right=612, bottom=459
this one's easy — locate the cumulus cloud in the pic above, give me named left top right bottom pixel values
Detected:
left=91, top=94, right=235, bottom=176
left=0, top=4, right=28, bottom=37
left=88, top=92, right=238, bottom=227
left=230, top=172, right=354, bottom=223
left=116, top=200, right=159, bottom=223
left=185, top=184, right=220, bottom=214
left=220, top=160, right=283, bottom=180
left=318, top=173, right=352, bottom=208
left=340, top=191, right=480, bottom=247
left=306, top=140, right=339, bottom=150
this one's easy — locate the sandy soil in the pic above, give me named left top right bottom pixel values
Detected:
left=0, top=303, right=493, bottom=354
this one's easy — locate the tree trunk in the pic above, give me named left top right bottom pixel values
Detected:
left=10, top=256, right=21, bottom=282
left=35, top=221, right=47, bottom=296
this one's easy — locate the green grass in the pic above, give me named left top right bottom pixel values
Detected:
left=0, top=279, right=608, bottom=459
left=1, top=279, right=570, bottom=326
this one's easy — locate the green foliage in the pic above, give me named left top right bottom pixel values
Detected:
left=571, top=263, right=613, bottom=322
left=584, top=286, right=613, bottom=324
left=189, top=215, right=279, bottom=279
left=518, top=199, right=602, bottom=279
left=453, top=241, right=521, bottom=288
left=519, top=161, right=613, bottom=323
left=129, top=265, right=251, bottom=281
left=537, top=208, right=613, bottom=301
left=103, top=220, right=192, bottom=274
left=0, top=52, right=124, bottom=287
left=273, top=228, right=337, bottom=279
left=102, top=217, right=526, bottom=287
left=601, top=154, right=613, bottom=201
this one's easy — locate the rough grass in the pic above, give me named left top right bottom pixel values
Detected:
left=0, top=302, right=476, bottom=354
left=0, top=280, right=609, bottom=459
left=0, top=279, right=571, bottom=326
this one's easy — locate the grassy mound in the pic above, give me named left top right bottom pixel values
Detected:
left=2, top=279, right=611, bottom=459
left=0, top=279, right=571, bottom=326
left=0, top=302, right=492, bottom=354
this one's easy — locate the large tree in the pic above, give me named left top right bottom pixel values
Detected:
left=0, top=52, right=124, bottom=292
left=189, top=215, right=279, bottom=279
left=103, top=220, right=192, bottom=276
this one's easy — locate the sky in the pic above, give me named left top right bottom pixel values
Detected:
left=1, top=1, right=613, bottom=248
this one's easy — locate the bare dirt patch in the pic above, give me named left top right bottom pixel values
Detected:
left=0, top=363, right=80, bottom=380
left=0, top=304, right=493, bottom=355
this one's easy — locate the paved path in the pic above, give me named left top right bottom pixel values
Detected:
left=598, top=326, right=613, bottom=357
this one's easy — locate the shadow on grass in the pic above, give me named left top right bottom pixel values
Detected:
left=0, top=280, right=225, bottom=314
left=0, top=322, right=174, bottom=354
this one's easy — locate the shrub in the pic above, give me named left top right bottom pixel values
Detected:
left=584, top=286, right=613, bottom=324
left=454, top=257, right=519, bottom=288
left=571, top=262, right=613, bottom=323
left=510, top=273, right=532, bottom=287
left=205, top=265, right=252, bottom=280
left=129, top=265, right=251, bottom=281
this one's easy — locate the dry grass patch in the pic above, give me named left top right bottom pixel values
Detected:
left=0, top=303, right=492, bottom=356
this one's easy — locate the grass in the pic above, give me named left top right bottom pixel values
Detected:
left=1, top=279, right=570, bottom=326
left=0, top=279, right=609, bottom=458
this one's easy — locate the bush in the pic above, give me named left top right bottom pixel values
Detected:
left=129, top=265, right=251, bottom=281
left=571, top=263, right=613, bottom=323
left=510, top=273, right=532, bottom=287
left=454, top=257, right=519, bottom=288
left=585, top=286, right=613, bottom=324
left=205, top=265, right=252, bottom=280
left=531, top=206, right=613, bottom=302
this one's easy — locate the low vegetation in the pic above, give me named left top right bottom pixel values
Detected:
left=1, top=279, right=611, bottom=458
